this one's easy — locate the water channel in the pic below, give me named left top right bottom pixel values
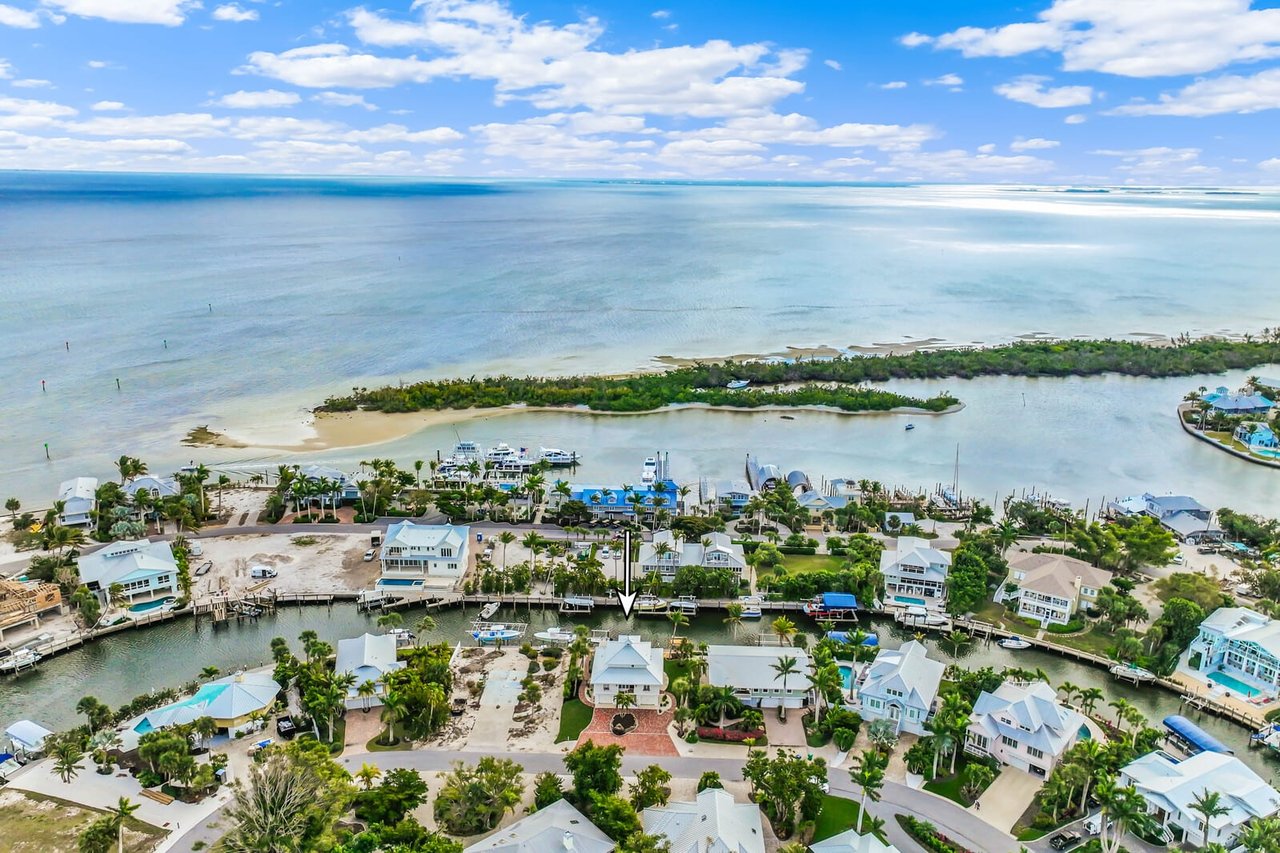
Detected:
left=3, top=603, right=1277, bottom=781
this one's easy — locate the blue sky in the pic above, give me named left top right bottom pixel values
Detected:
left=2, top=0, right=1280, bottom=182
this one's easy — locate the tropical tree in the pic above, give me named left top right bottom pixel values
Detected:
left=107, top=797, right=140, bottom=853
left=380, top=691, right=408, bottom=745
left=54, top=740, right=83, bottom=784
left=615, top=692, right=637, bottom=711
left=667, top=609, right=688, bottom=638
left=357, top=680, right=379, bottom=712
left=770, top=655, right=800, bottom=716
left=1190, top=789, right=1230, bottom=847
left=376, top=611, right=404, bottom=633
left=705, top=685, right=739, bottom=728
left=771, top=616, right=797, bottom=646
left=1096, top=780, right=1158, bottom=853
left=851, top=749, right=887, bottom=834
left=355, top=763, right=382, bottom=791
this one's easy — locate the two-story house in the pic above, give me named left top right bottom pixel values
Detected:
left=636, top=530, right=747, bottom=582
left=56, top=477, right=98, bottom=528
left=77, top=538, right=180, bottom=606
left=590, top=635, right=664, bottom=709
left=964, top=680, right=1083, bottom=777
left=880, top=536, right=951, bottom=608
left=1179, top=606, right=1280, bottom=699
left=856, top=640, right=943, bottom=735
left=998, top=552, right=1111, bottom=628
left=379, top=521, right=469, bottom=580
left=707, top=645, right=812, bottom=710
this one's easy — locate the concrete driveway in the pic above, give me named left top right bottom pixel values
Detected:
left=465, top=669, right=523, bottom=749
left=974, top=766, right=1042, bottom=833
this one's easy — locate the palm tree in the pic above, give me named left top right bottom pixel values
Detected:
left=1190, top=789, right=1230, bottom=846
left=1096, top=779, right=1157, bottom=853
left=852, top=750, right=887, bottom=834
left=1109, top=698, right=1135, bottom=732
left=705, top=685, right=738, bottom=728
left=1078, top=687, right=1104, bottom=716
left=201, top=665, right=220, bottom=679
left=54, top=741, right=82, bottom=783
left=668, top=609, right=689, bottom=638
left=521, top=531, right=541, bottom=581
left=770, top=655, right=800, bottom=717
left=108, top=796, right=141, bottom=853
left=5, top=496, right=20, bottom=520
left=381, top=691, right=407, bottom=744
left=497, top=531, right=516, bottom=569
left=1239, top=817, right=1280, bottom=853
left=1056, top=680, right=1080, bottom=705
left=1070, top=739, right=1108, bottom=811
left=615, top=692, right=636, bottom=711
left=355, top=762, right=382, bottom=791
left=377, top=611, right=404, bottom=633
left=808, top=664, right=842, bottom=727
left=723, top=602, right=743, bottom=635
left=771, top=616, right=796, bottom=646
left=415, top=614, right=437, bottom=645
left=357, top=680, right=378, bottom=713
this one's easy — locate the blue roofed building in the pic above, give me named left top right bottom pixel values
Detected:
left=1203, top=386, right=1274, bottom=415
left=1235, top=422, right=1280, bottom=451
left=856, top=640, right=943, bottom=736
left=558, top=481, right=677, bottom=519
left=1179, top=606, right=1280, bottom=699
left=77, top=538, right=179, bottom=606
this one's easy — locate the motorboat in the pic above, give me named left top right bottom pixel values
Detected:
left=1109, top=662, right=1156, bottom=682
left=670, top=596, right=699, bottom=615
left=998, top=637, right=1032, bottom=650
left=194, top=560, right=213, bottom=576
left=737, top=595, right=763, bottom=619
left=726, top=379, right=750, bottom=390
left=905, top=423, right=916, bottom=431
left=538, top=447, right=580, bottom=466
left=387, top=628, right=416, bottom=647
left=485, top=443, right=530, bottom=465
left=533, top=626, right=578, bottom=644
left=633, top=594, right=668, bottom=615
left=479, top=602, right=501, bottom=620
left=471, top=624, right=521, bottom=643
left=450, top=440, right=482, bottom=461
left=0, top=647, right=41, bottom=674
left=641, top=457, right=659, bottom=485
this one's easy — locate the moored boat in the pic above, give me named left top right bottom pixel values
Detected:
left=737, top=595, right=763, bottom=618
left=0, top=647, right=41, bottom=674
left=633, top=594, right=668, bottom=615
left=803, top=592, right=859, bottom=618
left=998, top=637, right=1032, bottom=650
left=479, top=602, right=501, bottom=620
left=670, top=595, right=699, bottom=615
left=471, top=624, right=521, bottom=643
left=641, top=456, right=658, bottom=485
left=388, top=628, right=416, bottom=647
left=905, top=423, right=915, bottom=431
left=538, top=447, right=580, bottom=466
left=726, top=379, right=750, bottom=390
left=533, top=626, right=577, bottom=644
left=1109, top=662, right=1156, bottom=682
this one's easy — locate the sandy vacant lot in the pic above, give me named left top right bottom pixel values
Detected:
left=191, top=532, right=378, bottom=600
left=0, top=789, right=164, bottom=853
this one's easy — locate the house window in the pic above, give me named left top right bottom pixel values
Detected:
left=1001, top=735, right=1019, bottom=749
left=447, top=563, right=458, bottom=570
left=441, top=548, right=453, bottom=557
left=1027, top=746, right=1045, bottom=759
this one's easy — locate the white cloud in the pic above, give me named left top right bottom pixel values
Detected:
left=312, top=91, right=377, bottom=110
left=1010, top=137, right=1060, bottom=151
left=1064, top=113, right=1087, bottom=124
left=0, top=95, right=77, bottom=118
left=212, top=3, right=258, bottom=23
left=924, top=73, right=963, bottom=87
left=87, top=60, right=112, bottom=69
left=824, top=59, right=842, bottom=71
left=977, top=143, right=996, bottom=153
left=44, top=0, right=200, bottom=26
left=213, top=89, right=301, bottom=109
left=12, top=79, right=53, bottom=88
left=995, top=75, right=1093, bottom=108
left=0, top=59, right=10, bottom=78
left=887, top=148, right=1055, bottom=178
left=825, top=156, right=873, bottom=167
left=651, top=9, right=670, bottom=19
left=880, top=81, right=907, bottom=90
left=1110, top=68, right=1280, bottom=116
left=91, top=100, right=126, bottom=111
left=244, top=2, right=808, bottom=119
left=471, top=118, right=642, bottom=171
left=1091, top=146, right=1210, bottom=175
left=669, top=112, right=938, bottom=151
left=1260, top=157, right=1280, bottom=171
left=915, top=0, right=1280, bottom=77
left=0, top=4, right=39, bottom=27
left=67, top=113, right=230, bottom=137
left=336, top=124, right=462, bottom=144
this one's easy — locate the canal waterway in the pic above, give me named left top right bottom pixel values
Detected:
left=3, top=604, right=1276, bottom=780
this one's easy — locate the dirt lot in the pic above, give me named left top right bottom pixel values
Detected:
left=191, top=532, right=379, bottom=599
left=0, top=789, right=165, bottom=853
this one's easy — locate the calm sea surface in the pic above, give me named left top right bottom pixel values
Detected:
left=4, top=174, right=1280, bottom=508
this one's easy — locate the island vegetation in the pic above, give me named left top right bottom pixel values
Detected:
left=318, top=333, right=1280, bottom=415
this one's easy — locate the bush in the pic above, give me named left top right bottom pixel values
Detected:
left=696, top=725, right=766, bottom=743
left=778, top=546, right=817, bottom=555
left=541, top=658, right=558, bottom=671
left=1047, top=619, right=1086, bottom=634
left=697, top=771, right=723, bottom=792
left=527, top=659, right=540, bottom=676
left=899, top=815, right=973, bottom=853
left=541, top=647, right=564, bottom=659
left=684, top=731, right=699, bottom=744
left=832, top=727, right=857, bottom=751
left=138, top=769, right=164, bottom=788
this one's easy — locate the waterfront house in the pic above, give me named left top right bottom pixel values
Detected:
left=856, top=640, right=943, bottom=735
left=1121, top=750, right=1280, bottom=848
left=131, top=670, right=280, bottom=738
left=1179, top=606, right=1280, bottom=698
left=379, top=521, right=469, bottom=580
left=122, top=474, right=181, bottom=501
left=1235, top=422, right=1280, bottom=451
left=642, top=787, right=765, bottom=853
left=0, top=579, right=62, bottom=641
left=465, top=799, right=614, bottom=853
left=1140, top=492, right=1221, bottom=542
left=810, top=829, right=901, bottom=853
left=56, top=476, right=97, bottom=527
left=880, top=536, right=951, bottom=608
left=335, top=633, right=404, bottom=708
left=797, top=489, right=851, bottom=522
left=557, top=482, right=676, bottom=520
left=1203, top=386, right=1274, bottom=416
left=297, top=464, right=363, bottom=502
left=964, top=680, right=1083, bottom=777
left=706, top=645, right=812, bottom=710
left=637, top=530, right=747, bottom=582
left=745, top=454, right=781, bottom=491
left=590, top=634, right=664, bottom=709
left=998, top=552, right=1110, bottom=628
left=77, top=538, right=179, bottom=605
left=699, top=478, right=755, bottom=514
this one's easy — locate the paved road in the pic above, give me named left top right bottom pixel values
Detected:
left=164, top=747, right=1027, bottom=853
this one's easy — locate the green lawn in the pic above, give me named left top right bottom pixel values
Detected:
left=0, top=790, right=165, bottom=853
left=923, top=772, right=968, bottom=806
left=1049, top=625, right=1119, bottom=657
left=665, top=658, right=696, bottom=684
left=556, top=697, right=593, bottom=743
left=813, top=794, right=884, bottom=842
left=779, top=553, right=847, bottom=574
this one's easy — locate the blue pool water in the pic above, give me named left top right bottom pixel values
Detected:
left=1078, top=724, right=1092, bottom=740
left=893, top=595, right=927, bottom=607
left=129, top=597, right=174, bottom=613
left=376, top=578, right=424, bottom=588
left=1208, top=670, right=1262, bottom=697
left=839, top=664, right=854, bottom=692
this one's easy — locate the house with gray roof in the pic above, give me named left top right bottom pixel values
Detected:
left=1203, top=386, right=1274, bottom=415
left=810, top=830, right=900, bottom=853
left=335, top=633, right=404, bottom=708
left=379, top=521, right=469, bottom=580
left=745, top=454, right=781, bottom=491
left=707, top=645, right=811, bottom=709
left=880, top=536, right=951, bottom=608
left=964, top=680, right=1083, bottom=777
left=856, top=640, right=943, bottom=735
left=642, top=788, right=765, bottom=853
left=77, top=538, right=178, bottom=605
left=998, top=552, right=1111, bottom=628
left=1179, top=606, right=1280, bottom=698
left=590, top=635, right=664, bottom=709
left=637, top=530, right=747, bottom=582
left=1140, top=492, right=1222, bottom=542
left=464, top=799, right=614, bottom=853
left=123, top=474, right=181, bottom=501
left=56, top=476, right=97, bottom=527
left=1121, top=750, right=1280, bottom=848
left=700, top=478, right=755, bottom=513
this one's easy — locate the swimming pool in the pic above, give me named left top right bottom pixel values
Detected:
left=128, top=597, right=174, bottom=613
left=1078, top=724, right=1092, bottom=740
left=893, top=595, right=927, bottom=607
left=1208, top=670, right=1262, bottom=697
left=376, top=578, right=424, bottom=588
left=839, top=664, right=854, bottom=692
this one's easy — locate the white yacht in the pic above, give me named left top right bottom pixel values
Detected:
left=633, top=594, right=668, bottom=615
left=641, top=456, right=658, bottom=485
left=485, top=443, right=525, bottom=464
left=538, top=447, right=580, bottom=466
left=533, top=626, right=577, bottom=644
left=737, top=595, right=763, bottom=619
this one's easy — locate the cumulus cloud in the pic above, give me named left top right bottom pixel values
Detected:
left=880, top=81, right=907, bottom=89
left=910, top=0, right=1280, bottom=77
left=825, top=156, right=874, bottom=167
left=91, top=101, right=126, bottom=111
left=312, top=91, right=377, bottom=110
left=977, top=143, right=996, bottom=153
left=824, top=59, right=842, bottom=71
left=45, top=0, right=200, bottom=26
left=243, top=1, right=807, bottom=118
left=1109, top=68, right=1280, bottom=116
left=924, top=73, right=963, bottom=87
left=213, top=89, right=301, bottom=109
left=1064, top=113, right=1087, bottom=124
left=0, top=4, right=41, bottom=28
left=1092, top=146, right=1215, bottom=176
left=212, top=4, right=258, bottom=23
left=995, top=75, right=1093, bottom=108
left=1260, top=157, right=1280, bottom=170
left=887, top=148, right=1055, bottom=178
left=1010, top=137, right=1060, bottom=151
left=12, top=78, right=53, bottom=88
left=668, top=112, right=938, bottom=151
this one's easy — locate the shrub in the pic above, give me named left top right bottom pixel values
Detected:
left=541, top=647, right=564, bottom=659
left=696, top=725, right=766, bottom=743
left=697, top=771, right=723, bottom=792
left=1047, top=619, right=1086, bottom=634
left=899, top=815, right=972, bottom=853
left=777, top=546, right=817, bottom=555
left=832, top=727, right=857, bottom=751
left=684, top=731, right=699, bottom=744
left=520, top=644, right=538, bottom=658
left=542, top=658, right=558, bottom=671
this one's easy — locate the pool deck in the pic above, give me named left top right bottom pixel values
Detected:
left=1169, top=670, right=1279, bottom=722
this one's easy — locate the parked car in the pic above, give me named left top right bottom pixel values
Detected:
left=250, top=566, right=278, bottom=579
left=1172, top=553, right=1185, bottom=565
left=276, top=716, right=297, bottom=739
left=363, top=549, right=376, bottom=562
left=189, top=541, right=203, bottom=557
left=1049, top=831, right=1082, bottom=850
